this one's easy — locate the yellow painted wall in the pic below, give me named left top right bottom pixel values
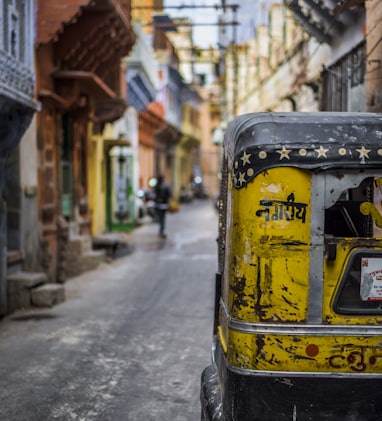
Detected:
left=88, top=125, right=108, bottom=237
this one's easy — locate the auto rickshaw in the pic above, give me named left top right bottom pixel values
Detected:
left=201, top=112, right=382, bottom=420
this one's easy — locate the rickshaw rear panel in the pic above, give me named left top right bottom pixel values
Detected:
left=201, top=113, right=382, bottom=420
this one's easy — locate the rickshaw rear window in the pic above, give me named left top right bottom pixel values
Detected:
left=326, top=176, right=382, bottom=314
left=334, top=251, right=382, bottom=314
left=325, top=177, right=379, bottom=238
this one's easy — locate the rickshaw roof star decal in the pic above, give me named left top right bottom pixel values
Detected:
left=237, top=172, right=246, bottom=186
left=226, top=112, right=382, bottom=189
left=240, top=150, right=252, bottom=165
left=356, top=146, right=371, bottom=159
left=315, top=145, right=329, bottom=158
left=277, top=146, right=292, bottom=160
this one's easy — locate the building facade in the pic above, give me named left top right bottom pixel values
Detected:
left=1, top=0, right=38, bottom=315
left=35, top=0, right=136, bottom=280
left=126, top=22, right=160, bottom=193
left=222, top=1, right=367, bottom=116
left=365, top=0, right=382, bottom=114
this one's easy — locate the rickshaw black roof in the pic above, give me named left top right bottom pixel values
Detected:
left=224, top=112, right=382, bottom=189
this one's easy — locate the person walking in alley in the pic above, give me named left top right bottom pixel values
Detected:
left=154, top=175, right=171, bottom=238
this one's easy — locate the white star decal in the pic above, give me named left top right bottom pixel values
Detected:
left=240, top=151, right=251, bottom=165
left=315, top=145, right=329, bottom=158
left=356, top=146, right=371, bottom=159
left=237, top=172, right=246, bottom=185
left=277, top=146, right=292, bottom=160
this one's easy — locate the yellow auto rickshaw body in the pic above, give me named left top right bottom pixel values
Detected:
left=201, top=112, right=382, bottom=421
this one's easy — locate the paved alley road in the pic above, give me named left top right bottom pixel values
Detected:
left=0, top=200, right=218, bottom=421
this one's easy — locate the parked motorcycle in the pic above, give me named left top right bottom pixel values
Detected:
left=137, top=189, right=157, bottom=221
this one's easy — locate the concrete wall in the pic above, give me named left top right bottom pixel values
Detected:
left=19, top=116, right=41, bottom=271
left=366, top=0, right=382, bottom=112
left=231, top=2, right=367, bottom=115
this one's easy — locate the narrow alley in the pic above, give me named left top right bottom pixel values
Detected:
left=0, top=200, right=217, bottom=421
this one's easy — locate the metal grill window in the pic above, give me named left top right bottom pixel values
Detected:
left=350, top=46, right=365, bottom=87
left=321, top=41, right=366, bottom=111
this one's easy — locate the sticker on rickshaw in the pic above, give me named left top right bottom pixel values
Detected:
left=361, top=258, right=382, bottom=301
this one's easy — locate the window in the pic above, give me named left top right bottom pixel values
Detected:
left=7, top=0, right=19, bottom=59
left=325, top=177, right=377, bottom=238
left=334, top=251, right=382, bottom=315
left=325, top=174, right=382, bottom=314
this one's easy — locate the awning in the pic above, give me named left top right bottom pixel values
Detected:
left=52, top=70, right=117, bottom=100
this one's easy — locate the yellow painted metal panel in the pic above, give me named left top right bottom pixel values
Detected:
left=227, top=330, right=382, bottom=374
left=227, top=168, right=311, bottom=322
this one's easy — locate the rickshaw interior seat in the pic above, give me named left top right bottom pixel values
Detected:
left=325, top=201, right=367, bottom=237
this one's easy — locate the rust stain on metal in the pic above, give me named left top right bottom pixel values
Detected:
left=231, top=276, right=248, bottom=309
